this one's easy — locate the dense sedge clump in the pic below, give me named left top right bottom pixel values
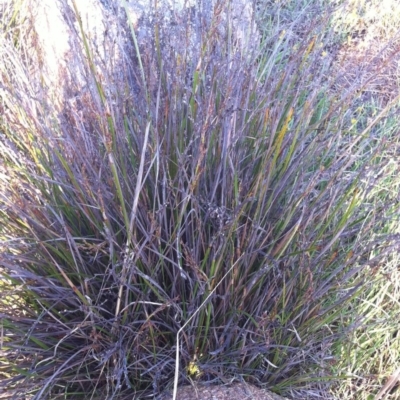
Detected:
left=1, top=0, right=400, bottom=399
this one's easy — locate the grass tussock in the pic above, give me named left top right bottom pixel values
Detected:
left=1, top=0, right=400, bottom=399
